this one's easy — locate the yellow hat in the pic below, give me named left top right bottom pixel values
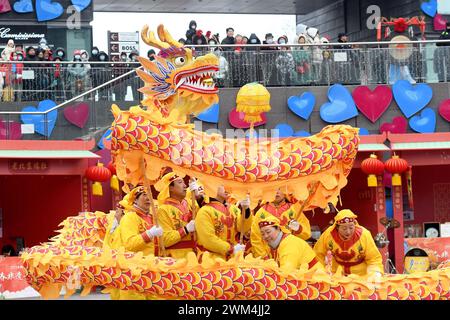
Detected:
left=258, top=215, right=281, bottom=229
left=119, top=186, right=145, bottom=210
left=334, top=209, right=358, bottom=225
left=155, top=172, right=183, bottom=205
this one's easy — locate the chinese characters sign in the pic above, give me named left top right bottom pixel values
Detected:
left=8, top=160, right=49, bottom=173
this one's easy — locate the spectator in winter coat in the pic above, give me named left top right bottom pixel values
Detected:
left=1, top=39, right=15, bottom=61
left=185, top=20, right=197, bottom=45
left=221, top=27, right=235, bottom=52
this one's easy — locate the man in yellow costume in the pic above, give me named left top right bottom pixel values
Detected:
left=195, top=186, right=252, bottom=260
left=112, top=186, right=164, bottom=300
left=155, top=172, right=203, bottom=259
left=251, top=189, right=311, bottom=258
left=259, top=216, right=323, bottom=273
left=313, top=209, right=383, bottom=276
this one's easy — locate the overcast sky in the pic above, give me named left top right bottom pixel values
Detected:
left=91, top=12, right=296, bottom=54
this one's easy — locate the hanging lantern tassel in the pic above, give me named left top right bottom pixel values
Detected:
left=85, top=162, right=112, bottom=197
left=385, top=154, right=409, bottom=187
left=361, top=154, right=385, bottom=187
left=110, top=175, right=120, bottom=192
left=92, top=181, right=103, bottom=196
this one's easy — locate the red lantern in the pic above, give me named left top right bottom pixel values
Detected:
left=385, top=155, right=408, bottom=186
left=85, top=163, right=111, bottom=196
left=361, top=154, right=385, bottom=187
left=107, top=161, right=116, bottom=175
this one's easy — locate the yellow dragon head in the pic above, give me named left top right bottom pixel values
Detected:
left=137, top=24, right=219, bottom=118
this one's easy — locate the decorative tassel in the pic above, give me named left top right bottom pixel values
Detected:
left=408, top=26, right=414, bottom=39
left=367, top=174, right=378, bottom=187
left=385, top=26, right=391, bottom=39
left=392, top=173, right=402, bottom=186
left=92, top=182, right=103, bottom=196
left=110, top=175, right=120, bottom=192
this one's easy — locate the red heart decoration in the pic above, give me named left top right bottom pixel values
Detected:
left=438, top=99, right=450, bottom=122
left=0, top=117, right=23, bottom=140
left=434, top=14, right=447, bottom=31
left=0, top=0, right=12, bottom=13
left=228, top=107, right=266, bottom=129
left=352, top=85, right=392, bottom=123
left=63, top=103, right=90, bottom=128
left=380, top=116, right=407, bottom=134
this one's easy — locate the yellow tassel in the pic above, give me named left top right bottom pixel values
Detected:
left=392, top=173, right=402, bottom=186
left=110, top=175, right=120, bottom=192
left=92, top=182, right=103, bottom=196
left=368, top=174, right=378, bottom=187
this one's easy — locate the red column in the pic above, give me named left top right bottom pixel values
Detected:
left=392, top=184, right=405, bottom=273
left=375, top=175, right=387, bottom=268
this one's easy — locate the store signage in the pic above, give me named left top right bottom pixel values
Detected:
left=8, top=160, right=49, bottom=173
left=0, top=26, right=46, bottom=43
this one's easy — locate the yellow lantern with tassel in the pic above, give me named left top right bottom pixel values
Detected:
left=85, top=163, right=112, bottom=196
left=236, top=82, right=271, bottom=124
left=107, top=161, right=120, bottom=192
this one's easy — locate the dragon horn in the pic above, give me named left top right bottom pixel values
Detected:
left=141, top=24, right=170, bottom=49
left=157, top=24, right=183, bottom=48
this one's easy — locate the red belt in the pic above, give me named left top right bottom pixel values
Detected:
left=167, top=240, right=196, bottom=250
left=334, top=257, right=365, bottom=275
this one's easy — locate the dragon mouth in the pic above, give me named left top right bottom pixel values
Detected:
left=174, top=66, right=219, bottom=94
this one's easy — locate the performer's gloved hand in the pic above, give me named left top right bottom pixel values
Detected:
left=238, top=195, right=250, bottom=209
left=189, top=179, right=199, bottom=191
left=288, top=220, right=300, bottom=232
left=185, top=220, right=196, bottom=233
left=147, top=225, right=163, bottom=238
left=233, top=243, right=246, bottom=254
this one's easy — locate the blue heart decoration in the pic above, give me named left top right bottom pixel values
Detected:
left=409, top=108, right=436, bottom=133
left=421, top=0, right=437, bottom=17
left=393, top=80, right=433, bottom=118
left=98, top=129, right=112, bottom=149
left=195, top=103, right=219, bottom=123
left=35, top=0, right=64, bottom=22
left=13, top=0, right=34, bottom=13
left=273, top=124, right=294, bottom=137
left=20, top=100, right=58, bottom=137
left=288, top=92, right=315, bottom=120
left=359, top=128, right=370, bottom=136
left=71, top=0, right=91, bottom=12
left=320, top=84, right=358, bottom=123
left=293, top=130, right=311, bottom=137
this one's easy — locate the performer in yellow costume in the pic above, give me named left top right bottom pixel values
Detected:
left=313, top=209, right=383, bottom=276
left=155, top=172, right=203, bottom=259
left=103, top=203, right=125, bottom=250
left=113, top=186, right=164, bottom=300
left=251, top=189, right=311, bottom=258
left=259, top=216, right=323, bottom=273
left=195, top=186, right=252, bottom=260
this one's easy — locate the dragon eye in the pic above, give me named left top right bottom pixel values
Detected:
left=174, top=56, right=186, bottom=66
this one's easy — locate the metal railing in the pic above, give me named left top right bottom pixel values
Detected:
left=1, top=39, right=450, bottom=141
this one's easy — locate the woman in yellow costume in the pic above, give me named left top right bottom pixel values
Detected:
left=155, top=172, right=203, bottom=259
left=251, top=189, right=311, bottom=258
left=112, top=186, right=163, bottom=300
left=103, top=203, right=125, bottom=250
left=195, top=186, right=252, bottom=260
left=259, top=216, right=323, bottom=273
left=313, top=209, right=383, bottom=276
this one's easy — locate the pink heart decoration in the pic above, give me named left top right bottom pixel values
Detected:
left=352, top=85, right=392, bottom=123
left=228, top=107, right=267, bottom=129
left=380, top=116, right=407, bottom=134
left=0, top=117, right=23, bottom=140
left=63, top=103, right=90, bottom=128
left=0, top=0, right=12, bottom=13
left=434, top=14, right=447, bottom=31
left=438, top=99, right=450, bottom=122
